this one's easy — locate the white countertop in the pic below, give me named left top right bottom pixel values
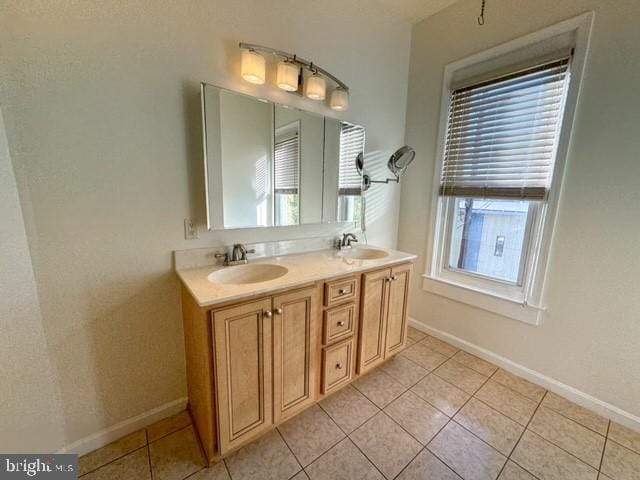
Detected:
left=177, top=246, right=417, bottom=308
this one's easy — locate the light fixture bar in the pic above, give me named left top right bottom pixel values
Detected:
left=238, top=42, right=349, bottom=92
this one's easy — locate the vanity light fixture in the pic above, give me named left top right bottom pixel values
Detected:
left=238, top=42, right=349, bottom=110
left=276, top=60, right=299, bottom=92
left=240, top=49, right=266, bottom=85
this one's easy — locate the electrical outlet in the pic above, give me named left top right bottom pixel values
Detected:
left=184, top=218, right=198, bottom=240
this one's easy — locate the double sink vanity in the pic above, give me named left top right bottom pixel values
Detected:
left=177, top=243, right=416, bottom=464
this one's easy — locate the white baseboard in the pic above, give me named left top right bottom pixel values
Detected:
left=59, top=397, right=188, bottom=456
left=409, top=318, right=640, bottom=433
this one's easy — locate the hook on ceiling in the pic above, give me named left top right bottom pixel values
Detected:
left=477, top=0, right=486, bottom=26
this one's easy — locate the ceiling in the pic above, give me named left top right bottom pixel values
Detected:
left=376, top=0, right=459, bottom=24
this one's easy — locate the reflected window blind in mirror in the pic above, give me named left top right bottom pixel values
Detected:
left=440, top=57, right=571, bottom=200
left=274, top=135, right=300, bottom=195
left=338, top=124, right=365, bottom=196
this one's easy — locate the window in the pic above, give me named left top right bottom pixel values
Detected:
left=337, top=123, right=365, bottom=222
left=427, top=50, right=578, bottom=322
left=273, top=127, right=300, bottom=226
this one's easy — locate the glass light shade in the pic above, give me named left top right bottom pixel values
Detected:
left=240, top=49, right=266, bottom=85
left=304, top=73, right=326, bottom=100
left=330, top=88, right=349, bottom=111
left=276, top=61, right=299, bottom=91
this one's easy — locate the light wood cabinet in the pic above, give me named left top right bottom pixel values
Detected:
left=272, top=287, right=319, bottom=423
left=357, top=264, right=412, bottom=374
left=212, top=298, right=273, bottom=454
left=181, top=261, right=412, bottom=464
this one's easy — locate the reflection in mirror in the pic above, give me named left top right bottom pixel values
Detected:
left=201, top=83, right=364, bottom=230
left=323, top=121, right=365, bottom=224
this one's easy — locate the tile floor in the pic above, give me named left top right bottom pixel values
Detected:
left=78, top=328, right=640, bottom=480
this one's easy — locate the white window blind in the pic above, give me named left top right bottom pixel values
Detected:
left=274, top=135, right=299, bottom=195
left=339, top=123, right=365, bottom=196
left=440, top=57, right=571, bottom=200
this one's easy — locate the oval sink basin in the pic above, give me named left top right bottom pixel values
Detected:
left=337, top=247, right=389, bottom=260
left=208, top=264, right=288, bottom=285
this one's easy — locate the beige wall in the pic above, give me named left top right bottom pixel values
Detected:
left=0, top=0, right=410, bottom=448
left=0, top=108, right=66, bottom=452
left=400, top=0, right=640, bottom=417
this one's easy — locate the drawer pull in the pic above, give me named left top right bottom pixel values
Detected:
left=338, top=288, right=346, bottom=294
left=337, top=321, right=345, bottom=327
left=335, top=363, right=343, bottom=369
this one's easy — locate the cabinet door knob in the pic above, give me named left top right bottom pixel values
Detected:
left=335, top=363, right=343, bottom=369
left=391, top=275, right=398, bottom=281
left=337, top=321, right=345, bottom=327
left=275, top=308, right=283, bottom=315
left=338, top=288, right=346, bottom=294
left=385, top=277, right=391, bottom=282
left=263, top=311, right=272, bottom=318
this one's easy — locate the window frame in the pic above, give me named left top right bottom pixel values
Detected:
left=423, top=13, right=594, bottom=325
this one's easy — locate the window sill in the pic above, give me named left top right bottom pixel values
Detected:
left=422, top=275, right=544, bottom=326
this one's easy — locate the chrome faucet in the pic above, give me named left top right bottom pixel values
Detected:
left=214, top=243, right=256, bottom=266
left=340, top=233, right=358, bottom=249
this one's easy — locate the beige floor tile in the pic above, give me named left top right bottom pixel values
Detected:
left=498, top=461, right=537, bottom=479
left=452, top=350, right=498, bottom=377
left=411, top=374, right=469, bottom=417
left=188, top=462, right=230, bottom=480
left=599, top=474, right=613, bottom=480
left=407, top=327, right=427, bottom=341
left=608, top=422, right=640, bottom=455
left=454, top=398, right=524, bottom=455
left=542, top=393, right=608, bottom=435
left=79, top=429, right=147, bottom=476
left=149, top=426, right=205, bottom=480
left=319, top=384, right=379, bottom=434
left=511, top=430, right=597, bottom=480
left=396, top=449, right=460, bottom=480
left=419, top=335, right=459, bottom=358
left=400, top=343, right=449, bottom=371
left=350, top=412, right=422, bottom=479
left=406, top=336, right=417, bottom=347
left=384, top=391, right=449, bottom=445
left=428, top=421, right=506, bottom=480
left=601, top=440, right=640, bottom=480
left=352, top=369, right=406, bottom=408
left=291, top=471, right=309, bottom=480
left=224, top=429, right=300, bottom=480
left=434, top=359, right=488, bottom=394
left=492, top=369, right=546, bottom=403
left=305, top=438, right=384, bottom=480
left=278, top=404, right=345, bottom=466
left=475, top=380, right=538, bottom=426
left=381, top=355, right=428, bottom=387
left=81, top=448, right=151, bottom=480
left=528, top=406, right=605, bottom=468
left=147, top=410, right=191, bottom=443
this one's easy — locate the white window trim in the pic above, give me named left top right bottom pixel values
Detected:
left=423, top=12, right=594, bottom=326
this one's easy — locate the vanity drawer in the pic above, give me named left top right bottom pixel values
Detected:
left=323, top=303, right=356, bottom=345
left=321, top=338, right=354, bottom=394
left=324, top=276, right=358, bottom=307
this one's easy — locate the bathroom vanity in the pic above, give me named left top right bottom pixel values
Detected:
left=177, top=247, right=416, bottom=463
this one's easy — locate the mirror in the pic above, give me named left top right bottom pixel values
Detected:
left=201, top=83, right=365, bottom=230
left=387, top=145, right=415, bottom=176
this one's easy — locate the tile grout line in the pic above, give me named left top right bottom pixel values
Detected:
left=497, top=389, right=549, bottom=480
left=145, top=428, right=154, bottom=480
left=273, top=427, right=305, bottom=476
left=78, top=444, right=149, bottom=477
left=422, top=366, right=501, bottom=479
left=597, top=421, right=611, bottom=475
left=314, top=400, right=388, bottom=480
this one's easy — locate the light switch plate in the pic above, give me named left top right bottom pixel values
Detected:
left=184, top=218, right=198, bottom=240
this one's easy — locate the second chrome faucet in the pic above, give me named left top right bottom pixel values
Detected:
left=215, top=243, right=256, bottom=266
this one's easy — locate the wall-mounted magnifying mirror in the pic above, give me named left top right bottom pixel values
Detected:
left=358, top=145, right=415, bottom=191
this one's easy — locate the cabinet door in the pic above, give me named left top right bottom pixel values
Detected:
left=213, top=298, right=273, bottom=454
left=357, top=268, right=390, bottom=374
left=384, top=263, right=412, bottom=357
left=273, top=286, right=320, bottom=423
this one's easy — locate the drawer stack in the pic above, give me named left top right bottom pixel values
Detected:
left=320, top=275, right=360, bottom=394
